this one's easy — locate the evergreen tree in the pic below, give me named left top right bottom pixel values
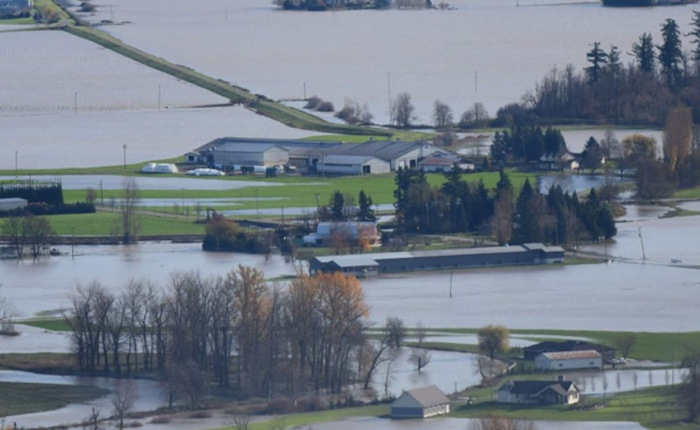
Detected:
left=689, top=11, right=700, bottom=62
left=598, top=206, right=617, bottom=240
left=329, top=191, right=345, bottom=221
left=470, top=179, right=493, bottom=231
left=608, top=45, right=622, bottom=76
left=544, top=127, right=567, bottom=155
left=515, top=179, right=542, bottom=243
left=525, top=127, right=546, bottom=162
left=490, top=131, right=510, bottom=164
left=495, top=169, right=513, bottom=198
left=631, top=33, right=656, bottom=74
left=657, top=18, right=684, bottom=89
left=357, top=190, right=376, bottom=222
left=583, top=137, right=603, bottom=174
left=586, top=42, right=608, bottom=84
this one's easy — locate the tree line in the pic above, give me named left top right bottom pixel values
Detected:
left=520, top=15, right=700, bottom=127
left=394, top=168, right=616, bottom=246
left=64, top=266, right=409, bottom=404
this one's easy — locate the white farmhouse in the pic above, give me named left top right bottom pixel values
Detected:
left=497, top=377, right=582, bottom=405
left=535, top=350, right=602, bottom=371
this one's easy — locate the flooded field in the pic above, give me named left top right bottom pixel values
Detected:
left=583, top=214, right=700, bottom=266
left=308, top=417, right=645, bottom=430
left=78, top=0, right=695, bottom=123
left=0, top=31, right=225, bottom=114
left=0, top=243, right=299, bottom=318
left=0, top=106, right=320, bottom=169
left=538, top=174, right=628, bottom=195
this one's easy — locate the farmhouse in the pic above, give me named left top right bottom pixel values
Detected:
left=539, top=152, right=579, bottom=172
left=418, top=156, right=475, bottom=173
left=391, top=385, right=450, bottom=419
left=497, top=377, right=581, bottom=405
left=0, top=197, right=28, bottom=212
left=310, top=243, right=565, bottom=277
left=523, top=340, right=617, bottom=361
left=303, top=222, right=380, bottom=246
left=535, top=350, right=603, bottom=371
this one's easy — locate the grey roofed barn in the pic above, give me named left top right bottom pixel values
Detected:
left=391, top=385, right=450, bottom=419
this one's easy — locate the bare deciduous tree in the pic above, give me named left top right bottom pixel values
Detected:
left=409, top=321, right=431, bottom=372
left=227, top=407, right=251, bottom=430
left=2, top=216, right=26, bottom=259
left=119, top=178, right=141, bottom=244
left=112, top=381, right=137, bottom=430
left=85, top=187, right=97, bottom=205
left=681, top=346, right=700, bottom=422
left=362, top=316, right=405, bottom=389
left=615, top=333, right=637, bottom=359
left=433, top=99, right=453, bottom=129
left=0, top=285, right=18, bottom=335
left=390, top=92, right=417, bottom=128
left=24, top=215, right=54, bottom=258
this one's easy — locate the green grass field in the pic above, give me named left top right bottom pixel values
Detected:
left=674, top=187, right=700, bottom=199
left=0, top=16, right=35, bottom=24
left=451, top=386, right=685, bottom=430
left=0, top=381, right=108, bottom=417
left=47, top=213, right=205, bottom=236
left=60, top=171, right=537, bottom=214
left=244, top=405, right=389, bottom=430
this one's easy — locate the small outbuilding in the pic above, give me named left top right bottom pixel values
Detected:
left=391, top=385, right=450, bottom=419
left=535, top=350, right=603, bottom=371
left=0, top=197, right=28, bottom=212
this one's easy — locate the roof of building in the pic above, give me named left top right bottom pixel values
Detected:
left=541, top=350, right=602, bottom=360
left=330, top=257, right=379, bottom=268
left=0, top=198, right=28, bottom=204
left=418, top=157, right=462, bottom=167
left=525, top=340, right=616, bottom=353
left=212, top=142, right=289, bottom=153
left=320, top=154, right=387, bottom=165
left=499, top=380, right=577, bottom=396
left=332, top=140, right=453, bottom=162
left=398, top=385, right=450, bottom=408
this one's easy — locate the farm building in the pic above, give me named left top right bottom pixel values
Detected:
left=418, top=156, right=475, bottom=172
left=523, top=340, right=616, bottom=361
left=316, top=155, right=390, bottom=175
left=0, top=197, right=28, bottom=212
left=303, top=222, right=380, bottom=246
left=209, top=142, right=290, bottom=168
left=189, top=137, right=456, bottom=175
left=535, top=350, right=603, bottom=371
left=391, top=385, right=450, bottom=419
left=539, top=152, right=579, bottom=172
left=0, top=0, right=31, bottom=16
left=497, top=377, right=581, bottom=405
left=309, top=243, right=565, bottom=277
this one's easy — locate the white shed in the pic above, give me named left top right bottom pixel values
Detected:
left=317, top=155, right=390, bottom=175
left=535, top=350, right=603, bottom=371
left=391, top=385, right=450, bottom=419
left=0, top=198, right=28, bottom=212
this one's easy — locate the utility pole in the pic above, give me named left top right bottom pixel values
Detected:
left=181, top=188, right=185, bottom=216
left=638, top=227, right=646, bottom=262
left=315, top=193, right=320, bottom=223
left=122, top=144, right=127, bottom=169
left=99, top=180, right=104, bottom=206
left=449, top=271, right=453, bottom=298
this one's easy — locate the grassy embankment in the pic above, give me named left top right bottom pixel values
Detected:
left=0, top=16, right=35, bottom=24
left=0, top=381, right=108, bottom=417
left=416, top=328, right=700, bottom=363
left=674, top=187, right=700, bottom=199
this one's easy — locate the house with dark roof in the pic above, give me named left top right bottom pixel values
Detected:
left=497, top=377, right=581, bottom=405
left=391, top=385, right=450, bottom=418
left=0, top=0, right=31, bottom=17
left=523, top=340, right=616, bottom=361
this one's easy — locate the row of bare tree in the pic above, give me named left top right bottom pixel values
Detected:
left=65, top=266, right=404, bottom=402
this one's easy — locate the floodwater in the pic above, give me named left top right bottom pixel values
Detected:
left=0, top=175, right=285, bottom=191
left=538, top=174, right=627, bottom=195
left=363, top=262, right=700, bottom=332
left=679, top=200, right=700, bottom=212
left=617, top=204, right=670, bottom=222
left=0, top=106, right=321, bottom=170
left=0, top=242, right=300, bottom=318
left=0, top=324, right=71, bottom=354
left=0, top=370, right=166, bottom=429
left=76, top=0, right=696, bottom=124
left=0, top=31, right=225, bottom=114
left=307, top=417, right=645, bottom=430
left=582, top=214, right=700, bottom=266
